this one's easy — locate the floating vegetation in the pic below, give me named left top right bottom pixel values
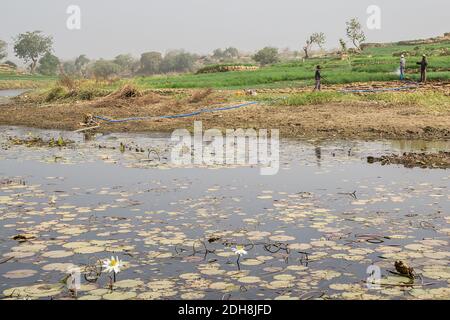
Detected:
left=394, top=261, right=416, bottom=279
left=0, top=127, right=449, bottom=300
left=7, top=135, right=73, bottom=148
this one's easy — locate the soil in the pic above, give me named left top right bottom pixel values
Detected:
left=0, top=85, right=449, bottom=140
left=367, top=152, right=450, bottom=169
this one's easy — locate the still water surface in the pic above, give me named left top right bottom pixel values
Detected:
left=0, top=126, right=448, bottom=300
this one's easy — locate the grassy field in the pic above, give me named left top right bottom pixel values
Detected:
left=132, top=42, right=450, bottom=89
left=252, top=91, right=450, bottom=113
left=128, top=41, right=450, bottom=89
left=0, top=41, right=449, bottom=90
left=0, top=73, right=57, bottom=89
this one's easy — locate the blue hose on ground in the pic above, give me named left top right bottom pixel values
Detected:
left=93, top=101, right=258, bottom=123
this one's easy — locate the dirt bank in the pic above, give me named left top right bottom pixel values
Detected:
left=367, top=152, right=450, bottom=169
left=0, top=87, right=449, bottom=140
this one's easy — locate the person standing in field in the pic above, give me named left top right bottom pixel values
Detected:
left=314, top=65, right=322, bottom=91
left=416, top=54, right=428, bottom=83
left=400, top=54, right=406, bottom=80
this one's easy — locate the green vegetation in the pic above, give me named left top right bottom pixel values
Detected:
left=196, top=63, right=257, bottom=74
left=254, top=91, right=450, bottom=112
left=0, top=73, right=56, bottom=89
left=41, top=81, right=111, bottom=102
left=13, top=31, right=53, bottom=73
left=346, top=18, right=366, bottom=51
left=212, top=47, right=240, bottom=62
left=303, top=32, right=326, bottom=58
left=36, top=52, right=60, bottom=76
left=253, top=47, right=279, bottom=66
left=140, top=52, right=163, bottom=75
left=1, top=40, right=449, bottom=90
left=91, top=59, right=122, bottom=79
left=131, top=41, right=450, bottom=89
left=131, top=49, right=449, bottom=89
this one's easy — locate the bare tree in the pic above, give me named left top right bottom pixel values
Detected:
left=339, top=39, right=347, bottom=53
left=303, top=32, right=326, bottom=59
left=346, top=18, right=366, bottom=52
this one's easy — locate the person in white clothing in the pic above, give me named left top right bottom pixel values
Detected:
left=400, top=54, right=406, bottom=80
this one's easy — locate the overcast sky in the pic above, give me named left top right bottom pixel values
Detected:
left=1, top=0, right=449, bottom=61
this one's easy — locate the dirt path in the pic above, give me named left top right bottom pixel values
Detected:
left=0, top=87, right=449, bottom=140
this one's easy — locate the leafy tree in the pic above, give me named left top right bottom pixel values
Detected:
left=223, top=47, right=239, bottom=59
left=213, top=47, right=239, bottom=61
left=62, top=61, right=77, bottom=76
left=140, top=51, right=162, bottom=74
left=0, top=40, right=7, bottom=62
left=173, top=52, right=197, bottom=72
left=212, top=48, right=224, bottom=60
left=13, top=31, right=53, bottom=73
left=113, top=54, right=135, bottom=74
left=303, top=32, right=326, bottom=59
left=75, top=54, right=90, bottom=77
left=346, top=18, right=366, bottom=52
left=130, top=60, right=141, bottom=74
left=253, top=47, right=279, bottom=65
left=37, top=52, right=60, bottom=75
left=159, top=55, right=175, bottom=73
left=160, top=51, right=196, bottom=73
left=91, top=59, right=121, bottom=79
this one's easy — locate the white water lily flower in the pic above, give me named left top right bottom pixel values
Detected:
left=102, top=256, right=124, bottom=274
left=232, top=245, right=248, bottom=256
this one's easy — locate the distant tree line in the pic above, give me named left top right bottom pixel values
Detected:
left=0, top=18, right=367, bottom=77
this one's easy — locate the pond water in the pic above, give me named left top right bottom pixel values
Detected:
left=0, top=89, right=31, bottom=106
left=0, top=126, right=449, bottom=300
left=0, top=89, right=31, bottom=98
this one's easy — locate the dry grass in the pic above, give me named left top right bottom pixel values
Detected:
left=188, top=88, right=213, bottom=103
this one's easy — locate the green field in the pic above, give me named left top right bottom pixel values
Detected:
left=1, top=41, right=449, bottom=90
left=0, top=73, right=56, bottom=89
left=133, top=41, right=450, bottom=89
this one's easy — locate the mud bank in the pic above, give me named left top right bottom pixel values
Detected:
left=0, top=88, right=449, bottom=140
left=367, top=151, right=450, bottom=169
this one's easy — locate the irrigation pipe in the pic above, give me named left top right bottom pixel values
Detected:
left=93, top=101, right=258, bottom=124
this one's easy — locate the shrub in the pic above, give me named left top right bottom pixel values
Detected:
left=91, top=60, right=121, bottom=79
left=196, top=64, right=258, bottom=74
left=253, top=47, right=279, bottom=66
left=76, top=87, right=108, bottom=100
left=45, top=86, right=68, bottom=102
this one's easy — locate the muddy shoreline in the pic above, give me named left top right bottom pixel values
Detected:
left=0, top=88, right=449, bottom=140
left=368, top=151, right=450, bottom=169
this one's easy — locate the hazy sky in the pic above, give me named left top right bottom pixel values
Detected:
left=1, top=0, right=449, bottom=61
